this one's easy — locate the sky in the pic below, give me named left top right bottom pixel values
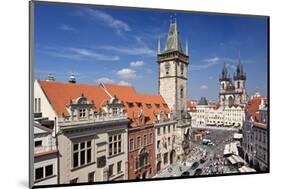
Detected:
left=34, top=2, right=268, bottom=101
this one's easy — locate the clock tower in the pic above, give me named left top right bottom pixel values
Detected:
left=157, top=19, right=189, bottom=120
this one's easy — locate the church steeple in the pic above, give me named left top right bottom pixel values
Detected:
left=157, top=18, right=189, bottom=120
left=220, top=63, right=229, bottom=81
left=163, top=19, right=184, bottom=54
left=234, top=57, right=246, bottom=81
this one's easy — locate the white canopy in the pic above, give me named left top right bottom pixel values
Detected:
left=227, top=155, right=246, bottom=165
left=238, top=166, right=256, bottom=173
left=233, top=133, right=243, bottom=140
left=224, top=143, right=239, bottom=156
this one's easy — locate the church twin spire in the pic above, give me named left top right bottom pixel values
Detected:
left=220, top=58, right=246, bottom=81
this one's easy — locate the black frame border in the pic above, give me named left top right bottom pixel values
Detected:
left=29, top=0, right=270, bottom=188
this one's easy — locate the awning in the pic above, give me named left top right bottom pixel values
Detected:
left=227, top=155, right=246, bottom=165
left=233, top=133, right=243, bottom=140
left=238, top=166, right=256, bottom=173
left=224, top=143, right=239, bottom=156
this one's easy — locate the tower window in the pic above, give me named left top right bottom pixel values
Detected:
left=180, top=87, right=184, bottom=99
left=181, top=64, right=184, bottom=75
left=222, top=83, right=225, bottom=90
left=237, top=81, right=240, bottom=89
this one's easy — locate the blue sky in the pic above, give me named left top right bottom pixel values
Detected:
left=34, top=2, right=268, bottom=101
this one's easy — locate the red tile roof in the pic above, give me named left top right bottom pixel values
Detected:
left=103, top=84, right=170, bottom=127
left=38, top=80, right=110, bottom=116
left=247, top=96, right=267, bottom=122
left=186, top=100, right=197, bottom=112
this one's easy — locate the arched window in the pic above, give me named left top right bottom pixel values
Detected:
left=136, top=148, right=148, bottom=169
left=237, top=81, right=240, bottom=89
left=222, top=83, right=225, bottom=90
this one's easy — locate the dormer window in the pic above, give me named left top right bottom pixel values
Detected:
left=146, top=104, right=152, bottom=109
left=79, top=108, right=86, bottom=118
left=136, top=102, right=142, bottom=108
left=112, top=107, right=118, bottom=116
left=155, top=104, right=160, bottom=109
left=127, top=102, right=134, bottom=108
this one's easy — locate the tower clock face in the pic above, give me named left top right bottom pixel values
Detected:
left=165, top=62, right=170, bottom=71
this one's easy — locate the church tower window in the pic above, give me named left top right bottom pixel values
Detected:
left=181, top=64, right=184, bottom=75
left=180, top=87, right=184, bottom=99
left=237, top=81, right=240, bottom=89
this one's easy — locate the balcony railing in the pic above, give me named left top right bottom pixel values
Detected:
left=58, top=112, right=128, bottom=126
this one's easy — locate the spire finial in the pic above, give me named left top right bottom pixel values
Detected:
left=185, top=40, right=188, bottom=56
left=174, top=13, right=177, bottom=24
left=157, top=37, right=161, bottom=54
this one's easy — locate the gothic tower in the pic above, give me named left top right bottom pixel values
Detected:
left=233, top=59, right=247, bottom=104
left=157, top=20, right=188, bottom=120
left=219, top=63, right=232, bottom=106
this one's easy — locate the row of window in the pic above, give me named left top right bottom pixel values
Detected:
left=72, top=134, right=123, bottom=169
left=109, top=134, right=122, bottom=156
left=157, top=137, right=174, bottom=149
left=108, top=161, right=122, bottom=178
left=164, top=62, right=185, bottom=76
left=126, top=102, right=168, bottom=109
left=129, top=133, right=153, bottom=152
left=35, top=164, right=54, bottom=181
left=157, top=125, right=175, bottom=136
left=73, top=141, right=92, bottom=168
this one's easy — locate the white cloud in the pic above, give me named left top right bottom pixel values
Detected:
left=101, top=46, right=155, bottom=57
left=204, top=57, right=220, bottom=63
left=117, top=68, right=136, bottom=79
left=200, top=85, right=208, bottom=90
left=67, top=48, right=120, bottom=61
left=59, top=24, right=75, bottom=31
left=129, top=61, right=144, bottom=67
left=82, top=8, right=130, bottom=34
left=118, top=80, right=131, bottom=86
left=96, top=77, right=115, bottom=84
left=190, top=56, right=252, bottom=71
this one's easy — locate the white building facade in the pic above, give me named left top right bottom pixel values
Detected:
left=154, top=116, right=177, bottom=172
left=193, top=97, right=245, bottom=128
left=34, top=80, right=130, bottom=184
left=34, top=122, right=58, bottom=186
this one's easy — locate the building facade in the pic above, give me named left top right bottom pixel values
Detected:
left=242, top=96, right=268, bottom=171
left=34, top=80, right=129, bottom=184
left=155, top=119, right=177, bottom=172
left=193, top=97, right=245, bottom=128
left=101, top=84, right=171, bottom=179
left=34, top=122, right=58, bottom=186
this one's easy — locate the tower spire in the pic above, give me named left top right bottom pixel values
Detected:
left=157, top=37, right=161, bottom=54
left=185, top=40, right=188, bottom=56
